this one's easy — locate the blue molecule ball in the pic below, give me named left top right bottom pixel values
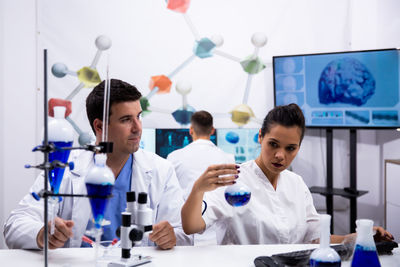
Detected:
left=225, top=131, right=239, bottom=144
left=253, top=132, right=259, bottom=143
left=51, top=63, right=68, bottom=78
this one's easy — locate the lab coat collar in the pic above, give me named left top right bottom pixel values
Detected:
left=190, top=139, right=215, bottom=147
left=251, top=160, right=280, bottom=191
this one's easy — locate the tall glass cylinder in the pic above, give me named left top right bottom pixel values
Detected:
left=309, top=214, right=341, bottom=266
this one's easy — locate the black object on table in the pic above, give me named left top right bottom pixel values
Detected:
left=254, top=241, right=398, bottom=267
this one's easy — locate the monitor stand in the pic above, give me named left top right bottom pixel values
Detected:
left=310, top=128, right=368, bottom=233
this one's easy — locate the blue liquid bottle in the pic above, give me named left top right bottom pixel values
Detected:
left=47, top=106, right=74, bottom=235
left=85, top=154, right=115, bottom=230
left=309, top=214, right=341, bottom=267
left=48, top=106, right=74, bottom=194
left=351, top=219, right=381, bottom=267
left=224, top=180, right=251, bottom=207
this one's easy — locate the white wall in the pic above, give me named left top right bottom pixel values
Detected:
left=0, top=0, right=38, bottom=249
left=1, top=0, right=400, bottom=249
left=0, top=0, right=5, bottom=250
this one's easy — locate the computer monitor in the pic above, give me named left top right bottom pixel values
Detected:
left=216, top=128, right=261, bottom=164
left=273, top=48, right=400, bottom=128
left=155, top=128, right=217, bottom=158
left=139, top=128, right=156, bottom=153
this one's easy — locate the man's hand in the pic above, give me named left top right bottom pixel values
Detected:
left=148, top=221, right=176, bottom=250
left=37, top=217, right=74, bottom=249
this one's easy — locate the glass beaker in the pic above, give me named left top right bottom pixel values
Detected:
left=97, top=239, right=120, bottom=262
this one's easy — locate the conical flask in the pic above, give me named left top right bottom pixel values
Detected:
left=351, top=219, right=381, bottom=267
left=309, top=214, right=341, bottom=267
left=48, top=106, right=74, bottom=194
left=224, top=180, right=251, bottom=207
left=85, top=154, right=115, bottom=230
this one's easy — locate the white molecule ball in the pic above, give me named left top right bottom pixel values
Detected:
left=79, top=132, right=95, bottom=146
left=251, top=32, right=268, bottom=47
left=176, top=80, right=192, bottom=95
left=95, top=35, right=112, bottom=51
left=210, top=35, right=224, bottom=47
left=51, top=63, right=68, bottom=78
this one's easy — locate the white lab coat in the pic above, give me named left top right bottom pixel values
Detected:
left=167, top=139, right=235, bottom=245
left=4, top=149, right=192, bottom=249
left=203, top=160, right=320, bottom=245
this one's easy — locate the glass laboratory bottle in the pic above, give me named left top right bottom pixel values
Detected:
left=85, top=153, right=115, bottom=230
left=47, top=106, right=74, bottom=235
left=309, top=214, right=341, bottom=267
left=224, top=180, right=251, bottom=207
left=48, top=106, right=74, bottom=194
left=351, top=219, right=381, bottom=267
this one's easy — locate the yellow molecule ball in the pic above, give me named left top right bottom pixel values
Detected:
left=230, top=104, right=255, bottom=126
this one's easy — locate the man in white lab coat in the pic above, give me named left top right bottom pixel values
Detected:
left=167, top=110, right=234, bottom=245
left=4, top=79, right=192, bottom=249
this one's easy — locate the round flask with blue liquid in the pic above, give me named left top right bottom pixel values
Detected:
left=224, top=180, right=251, bottom=207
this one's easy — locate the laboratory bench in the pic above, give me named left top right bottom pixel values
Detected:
left=0, top=244, right=399, bottom=266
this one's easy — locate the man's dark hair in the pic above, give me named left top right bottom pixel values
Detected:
left=260, top=103, right=306, bottom=144
left=190, top=110, right=213, bottom=136
left=86, top=79, right=142, bottom=133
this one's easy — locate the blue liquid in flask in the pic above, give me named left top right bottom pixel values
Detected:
left=86, top=183, right=113, bottom=229
left=49, top=141, right=73, bottom=194
left=224, top=180, right=251, bottom=207
left=309, top=259, right=341, bottom=267
left=224, top=191, right=251, bottom=207
left=351, top=244, right=381, bottom=267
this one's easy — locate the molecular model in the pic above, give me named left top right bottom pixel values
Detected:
left=141, top=0, right=268, bottom=126
left=51, top=35, right=112, bottom=145
left=50, top=0, right=268, bottom=145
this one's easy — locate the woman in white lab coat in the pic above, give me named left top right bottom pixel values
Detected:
left=181, top=103, right=393, bottom=245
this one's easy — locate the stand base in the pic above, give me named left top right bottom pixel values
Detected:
left=108, top=256, right=151, bottom=267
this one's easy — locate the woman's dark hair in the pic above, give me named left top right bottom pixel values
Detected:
left=260, top=103, right=305, bottom=144
left=86, top=79, right=142, bottom=133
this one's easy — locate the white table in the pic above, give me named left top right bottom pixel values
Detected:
left=0, top=245, right=399, bottom=267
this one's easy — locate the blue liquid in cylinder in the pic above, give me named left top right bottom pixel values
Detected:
left=86, top=183, right=113, bottom=229
left=49, top=141, right=73, bottom=194
left=224, top=192, right=251, bottom=207
left=351, top=244, right=381, bottom=267
left=310, top=259, right=341, bottom=267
